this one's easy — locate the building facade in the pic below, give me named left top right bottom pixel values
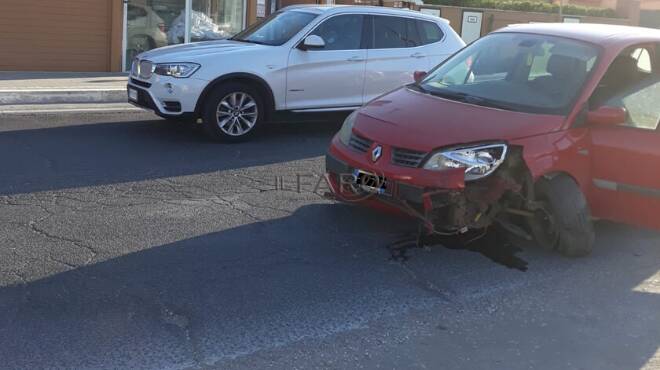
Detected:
left=0, top=0, right=262, bottom=72
left=0, top=0, right=642, bottom=72
left=559, top=0, right=658, bottom=27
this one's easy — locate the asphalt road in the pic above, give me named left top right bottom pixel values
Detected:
left=0, top=112, right=659, bottom=370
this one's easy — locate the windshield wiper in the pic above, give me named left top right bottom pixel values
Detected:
left=428, top=89, right=469, bottom=101
left=466, top=96, right=516, bottom=111
left=408, top=83, right=429, bottom=94
left=429, top=90, right=516, bottom=111
left=230, top=38, right=269, bottom=45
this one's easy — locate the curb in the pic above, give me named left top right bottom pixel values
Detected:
left=0, top=103, right=147, bottom=117
left=0, top=88, right=127, bottom=105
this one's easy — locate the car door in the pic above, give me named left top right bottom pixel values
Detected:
left=285, top=14, right=367, bottom=110
left=589, top=44, right=660, bottom=229
left=363, top=15, right=429, bottom=103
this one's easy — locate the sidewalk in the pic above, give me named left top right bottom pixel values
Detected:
left=0, top=72, right=143, bottom=115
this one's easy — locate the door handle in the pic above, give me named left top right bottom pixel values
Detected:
left=410, top=52, right=425, bottom=59
left=347, top=56, right=365, bottom=62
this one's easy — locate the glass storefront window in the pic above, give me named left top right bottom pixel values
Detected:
left=125, top=0, right=246, bottom=70
left=126, top=0, right=186, bottom=69
left=191, top=0, right=245, bottom=42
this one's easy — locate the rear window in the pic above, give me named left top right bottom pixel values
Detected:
left=373, top=16, right=408, bottom=49
left=406, top=18, right=421, bottom=47
left=418, top=20, right=444, bottom=45
left=309, top=14, right=364, bottom=51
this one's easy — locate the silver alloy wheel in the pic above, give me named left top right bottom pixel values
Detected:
left=216, top=92, right=258, bottom=136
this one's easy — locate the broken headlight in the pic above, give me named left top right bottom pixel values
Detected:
left=423, top=143, right=508, bottom=181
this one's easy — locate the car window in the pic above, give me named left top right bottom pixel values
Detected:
left=591, top=45, right=656, bottom=109
left=604, top=76, right=660, bottom=130
left=417, top=20, right=444, bottom=45
left=601, top=46, right=659, bottom=130
left=528, top=43, right=552, bottom=80
left=373, top=16, right=416, bottom=49
left=631, top=47, right=652, bottom=73
left=309, top=15, right=364, bottom=51
left=231, top=10, right=317, bottom=46
left=406, top=19, right=421, bottom=47
left=528, top=42, right=597, bottom=81
left=439, top=39, right=518, bottom=85
left=421, top=33, right=599, bottom=115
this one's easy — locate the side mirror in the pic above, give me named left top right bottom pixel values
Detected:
left=587, top=106, right=627, bottom=126
left=413, top=70, right=427, bottom=83
left=300, top=35, right=325, bottom=50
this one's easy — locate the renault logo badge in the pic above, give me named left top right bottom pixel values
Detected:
left=371, top=145, right=382, bottom=162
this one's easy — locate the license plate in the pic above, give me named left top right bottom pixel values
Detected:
left=353, top=169, right=391, bottom=196
left=128, top=88, right=138, bottom=102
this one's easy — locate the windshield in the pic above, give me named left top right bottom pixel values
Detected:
left=419, top=33, right=600, bottom=115
left=231, top=10, right=318, bottom=46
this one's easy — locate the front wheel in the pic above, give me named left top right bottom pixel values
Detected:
left=202, top=83, right=263, bottom=142
left=528, top=175, right=595, bottom=257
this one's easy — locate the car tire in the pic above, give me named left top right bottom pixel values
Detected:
left=202, top=83, right=263, bottom=142
left=529, top=175, right=595, bottom=257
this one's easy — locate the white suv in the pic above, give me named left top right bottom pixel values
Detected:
left=127, top=5, right=464, bottom=141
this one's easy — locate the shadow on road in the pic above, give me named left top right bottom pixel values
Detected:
left=0, top=118, right=342, bottom=195
left=0, top=204, right=658, bottom=369
left=0, top=204, right=417, bottom=368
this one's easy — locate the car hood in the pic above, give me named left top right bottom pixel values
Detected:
left=354, top=87, right=566, bottom=152
left=138, top=39, right=264, bottom=61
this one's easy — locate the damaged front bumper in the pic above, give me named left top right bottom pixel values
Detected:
left=325, top=153, right=435, bottom=205
left=325, top=139, right=526, bottom=234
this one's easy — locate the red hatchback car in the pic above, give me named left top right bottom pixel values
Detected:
left=326, top=24, right=660, bottom=257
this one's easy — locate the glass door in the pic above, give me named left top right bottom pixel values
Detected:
left=125, top=0, right=186, bottom=70
left=124, top=0, right=247, bottom=70
left=191, top=0, right=246, bottom=42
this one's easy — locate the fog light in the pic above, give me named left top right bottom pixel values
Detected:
left=162, top=101, right=181, bottom=112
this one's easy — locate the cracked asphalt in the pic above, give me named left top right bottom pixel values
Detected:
left=1, top=112, right=659, bottom=370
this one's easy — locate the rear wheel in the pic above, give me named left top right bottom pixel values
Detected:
left=202, top=83, right=263, bottom=142
left=529, top=175, right=595, bottom=257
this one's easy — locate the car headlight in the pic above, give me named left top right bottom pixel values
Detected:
left=153, top=63, right=200, bottom=78
left=423, top=143, right=508, bottom=181
left=338, top=111, right=358, bottom=146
